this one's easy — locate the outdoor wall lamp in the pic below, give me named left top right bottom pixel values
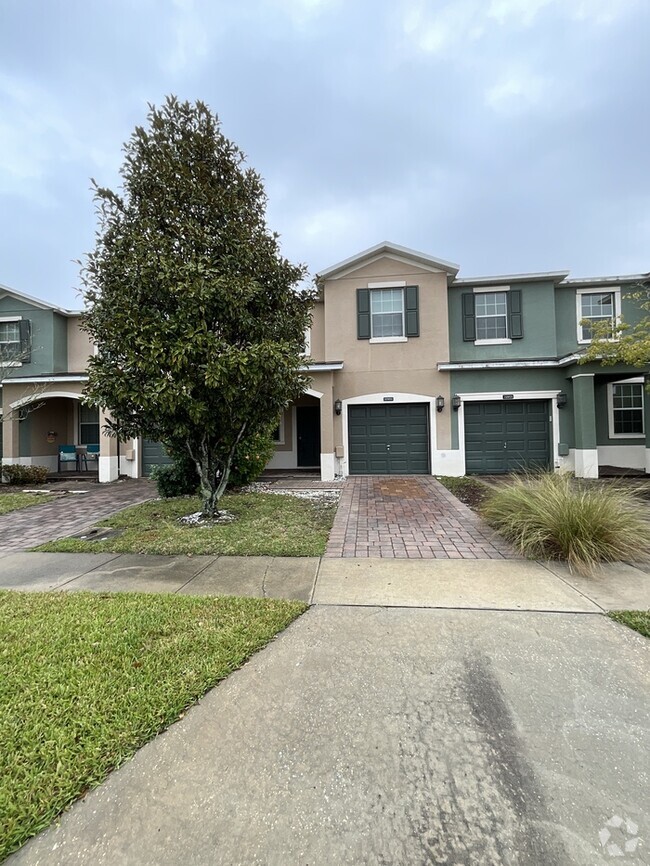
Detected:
left=556, top=392, right=568, bottom=409
left=451, top=394, right=461, bottom=411
left=435, top=395, right=445, bottom=413
left=334, top=399, right=342, bottom=416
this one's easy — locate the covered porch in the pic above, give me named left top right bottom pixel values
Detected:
left=1, top=382, right=139, bottom=482
left=568, top=367, right=650, bottom=478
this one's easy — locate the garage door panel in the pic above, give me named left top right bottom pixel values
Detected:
left=348, top=403, right=430, bottom=475
left=465, top=401, right=550, bottom=475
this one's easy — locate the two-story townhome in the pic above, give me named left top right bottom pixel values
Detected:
left=0, top=284, right=143, bottom=482
left=269, top=242, right=649, bottom=480
left=3, top=242, right=648, bottom=483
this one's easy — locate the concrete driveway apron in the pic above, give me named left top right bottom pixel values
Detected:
left=325, top=476, right=517, bottom=559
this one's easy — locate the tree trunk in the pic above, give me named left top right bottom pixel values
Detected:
left=190, top=426, right=246, bottom=518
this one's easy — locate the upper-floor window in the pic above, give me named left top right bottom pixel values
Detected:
left=0, top=321, right=21, bottom=355
left=357, top=285, right=419, bottom=342
left=577, top=289, right=620, bottom=343
left=462, top=288, right=522, bottom=343
left=475, top=292, right=508, bottom=341
left=371, top=288, right=404, bottom=338
left=608, top=381, right=644, bottom=438
left=0, top=317, right=31, bottom=364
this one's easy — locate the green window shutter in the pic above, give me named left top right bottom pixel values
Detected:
left=19, top=319, right=31, bottom=363
left=357, top=288, right=370, bottom=340
left=462, top=293, right=476, bottom=341
left=405, top=285, right=419, bottom=337
left=509, top=290, right=523, bottom=339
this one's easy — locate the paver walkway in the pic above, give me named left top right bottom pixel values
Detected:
left=325, top=476, right=518, bottom=559
left=0, top=479, right=155, bottom=553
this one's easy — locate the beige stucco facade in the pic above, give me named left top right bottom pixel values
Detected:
left=267, top=245, right=460, bottom=480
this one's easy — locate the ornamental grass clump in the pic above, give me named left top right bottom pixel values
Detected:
left=481, top=472, right=650, bottom=574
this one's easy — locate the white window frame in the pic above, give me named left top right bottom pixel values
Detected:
left=607, top=377, right=645, bottom=439
left=472, top=287, right=512, bottom=346
left=271, top=413, right=285, bottom=445
left=576, top=287, right=621, bottom=345
left=367, top=282, right=408, bottom=343
left=0, top=315, right=23, bottom=367
left=302, top=327, right=311, bottom=357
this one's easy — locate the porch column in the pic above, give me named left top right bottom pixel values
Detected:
left=1, top=416, right=20, bottom=468
left=98, top=409, right=119, bottom=483
left=572, top=373, right=598, bottom=478
left=320, top=379, right=335, bottom=481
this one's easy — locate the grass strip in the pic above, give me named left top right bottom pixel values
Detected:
left=35, top=492, right=336, bottom=556
left=608, top=610, right=650, bottom=638
left=0, top=493, right=55, bottom=515
left=0, top=590, right=305, bottom=859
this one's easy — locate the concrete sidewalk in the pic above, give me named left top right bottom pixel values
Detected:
left=9, top=606, right=650, bottom=866
left=0, top=551, right=648, bottom=612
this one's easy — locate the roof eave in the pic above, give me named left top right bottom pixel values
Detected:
left=316, top=241, right=460, bottom=281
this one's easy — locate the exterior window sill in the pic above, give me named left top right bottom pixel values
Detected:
left=578, top=338, right=620, bottom=345
left=608, top=434, right=645, bottom=439
left=474, top=339, right=512, bottom=346
left=369, top=336, right=408, bottom=344
left=1, top=360, right=22, bottom=367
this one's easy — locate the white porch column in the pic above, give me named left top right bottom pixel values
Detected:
left=98, top=409, right=119, bottom=482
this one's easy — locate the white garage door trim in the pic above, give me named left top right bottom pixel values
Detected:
left=455, top=390, right=563, bottom=475
left=341, top=392, right=437, bottom=477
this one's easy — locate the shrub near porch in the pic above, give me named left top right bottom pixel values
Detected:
left=35, top=492, right=337, bottom=557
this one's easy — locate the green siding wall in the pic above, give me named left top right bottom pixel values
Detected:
left=449, top=369, right=573, bottom=449
left=448, top=281, right=557, bottom=362
left=52, top=313, right=68, bottom=372
left=555, top=285, right=646, bottom=358
left=0, top=297, right=57, bottom=375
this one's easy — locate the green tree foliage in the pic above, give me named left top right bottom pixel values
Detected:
left=81, top=96, right=313, bottom=515
left=579, top=280, right=650, bottom=368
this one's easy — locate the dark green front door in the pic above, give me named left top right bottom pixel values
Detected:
left=348, top=404, right=430, bottom=475
left=465, top=400, right=550, bottom=474
left=141, top=439, right=173, bottom=476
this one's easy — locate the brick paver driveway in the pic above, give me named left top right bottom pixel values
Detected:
left=325, top=476, right=518, bottom=559
left=0, top=479, right=155, bottom=554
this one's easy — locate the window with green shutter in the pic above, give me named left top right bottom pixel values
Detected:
left=357, top=287, right=419, bottom=340
left=462, top=289, right=523, bottom=342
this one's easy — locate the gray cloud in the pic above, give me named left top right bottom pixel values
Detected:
left=0, top=0, right=648, bottom=308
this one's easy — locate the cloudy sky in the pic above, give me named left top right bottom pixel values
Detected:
left=1, top=0, right=649, bottom=309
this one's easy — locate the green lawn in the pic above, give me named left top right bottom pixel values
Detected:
left=35, top=492, right=337, bottom=556
left=0, top=590, right=305, bottom=860
left=0, top=493, right=55, bottom=515
left=608, top=610, right=650, bottom=638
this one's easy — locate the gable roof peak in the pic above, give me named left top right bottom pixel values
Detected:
left=316, top=241, right=460, bottom=281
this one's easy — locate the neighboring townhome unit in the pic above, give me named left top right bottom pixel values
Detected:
left=0, top=284, right=141, bottom=482
left=268, top=242, right=649, bottom=480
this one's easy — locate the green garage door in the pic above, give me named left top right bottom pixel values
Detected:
left=141, top=439, right=174, bottom=476
left=348, top=404, right=430, bottom=475
left=465, top=400, right=550, bottom=474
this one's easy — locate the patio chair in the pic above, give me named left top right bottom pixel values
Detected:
left=58, top=445, right=77, bottom=473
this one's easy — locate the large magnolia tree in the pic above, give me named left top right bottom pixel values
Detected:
left=81, top=96, right=314, bottom=515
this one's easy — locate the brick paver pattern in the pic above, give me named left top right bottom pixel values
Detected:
left=325, top=476, right=519, bottom=559
left=0, top=479, right=155, bottom=554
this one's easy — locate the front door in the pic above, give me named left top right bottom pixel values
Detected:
left=297, top=406, right=321, bottom=467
